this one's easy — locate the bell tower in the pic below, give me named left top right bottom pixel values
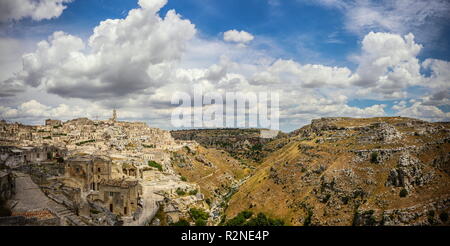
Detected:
left=112, top=109, right=117, bottom=122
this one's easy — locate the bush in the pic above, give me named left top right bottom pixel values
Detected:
left=181, top=176, right=187, bottom=182
left=370, top=152, right=379, bottom=163
left=195, top=218, right=207, bottom=226
left=251, top=144, right=263, bottom=151
left=76, top=139, right=95, bottom=146
left=225, top=211, right=284, bottom=226
left=205, top=198, right=211, bottom=206
left=176, top=188, right=186, bottom=196
left=189, top=189, right=198, bottom=196
left=399, top=188, right=408, bottom=198
left=225, top=213, right=247, bottom=226
left=241, top=210, right=253, bottom=219
left=439, top=211, right=448, bottom=223
left=190, top=208, right=209, bottom=221
left=304, top=209, right=313, bottom=226
left=245, top=213, right=284, bottom=226
left=428, top=211, right=435, bottom=224
left=148, top=160, right=163, bottom=172
left=171, top=219, right=190, bottom=226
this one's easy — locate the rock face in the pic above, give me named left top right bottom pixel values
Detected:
left=386, top=152, right=434, bottom=191
left=226, top=117, right=450, bottom=226
left=356, top=122, right=402, bottom=143
left=171, top=128, right=283, bottom=162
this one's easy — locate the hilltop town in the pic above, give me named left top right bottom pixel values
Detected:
left=0, top=110, right=214, bottom=225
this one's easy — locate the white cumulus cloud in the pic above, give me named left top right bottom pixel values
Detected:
left=0, top=0, right=72, bottom=22
left=223, top=30, right=255, bottom=44
left=4, top=0, right=196, bottom=99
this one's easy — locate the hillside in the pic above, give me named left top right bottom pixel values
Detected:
left=170, top=145, right=251, bottom=224
left=171, top=129, right=287, bottom=164
left=225, top=117, right=450, bottom=226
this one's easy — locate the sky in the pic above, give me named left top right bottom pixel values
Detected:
left=0, top=0, right=449, bottom=132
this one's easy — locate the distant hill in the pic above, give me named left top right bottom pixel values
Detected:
left=224, top=117, right=450, bottom=226
left=171, top=128, right=287, bottom=164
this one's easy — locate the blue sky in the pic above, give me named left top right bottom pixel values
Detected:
left=0, top=0, right=449, bottom=131
left=9, top=0, right=449, bottom=64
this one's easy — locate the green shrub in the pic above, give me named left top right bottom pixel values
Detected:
left=171, top=219, right=190, bottom=226
left=176, top=188, right=186, bottom=196
left=195, top=218, right=207, bottom=226
left=225, top=211, right=284, bottom=226
left=180, top=176, right=187, bottom=182
left=439, top=211, right=448, bottom=222
left=76, top=139, right=95, bottom=146
left=399, top=188, right=408, bottom=197
left=189, top=189, right=198, bottom=196
left=370, top=152, right=379, bottom=163
left=241, top=210, right=253, bottom=219
left=245, top=213, right=284, bottom=226
left=148, top=160, right=163, bottom=171
left=205, top=198, right=211, bottom=206
left=304, top=209, right=313, bottom=226
left=190, top=208, right=209, bottom=221
left=251, top=144, right=263, bottom=151
left=225, top=213, right=247, bottom=226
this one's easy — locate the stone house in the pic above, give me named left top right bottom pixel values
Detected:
left=96, top=179, right=142, bottom=217
left=64, top=155, right=112, bottom=192
left=21, top=146, right=48, bottom=163
left=0, top=147, right=26, bottom=168
left=45, top=119, right=62, bottom=127
left=122, top=163, right=143, bottom=179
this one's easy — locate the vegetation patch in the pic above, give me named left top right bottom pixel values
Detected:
left=76, top=139, right=95, bottom=146
left=399, top=188, right=408, bottom=198
left=148, top=160, right=163, bottom=172
left=370, top=152, right=379, bottom=163
left=189, top=208, right=209, bottom=226
left=224, top=211, right=284, bottom=226
left=176, top=188, right=186, bottom=196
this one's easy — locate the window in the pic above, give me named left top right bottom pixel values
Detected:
left=109, top=204, right=113, bottom=212
left=124, top=207, right=128, bottom=215
left=109, top=192, right=115, bottom=197
left=97, top=168, right=101, bottom=172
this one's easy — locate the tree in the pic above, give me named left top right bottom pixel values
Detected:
left=399, top=188, right=408, bottom=197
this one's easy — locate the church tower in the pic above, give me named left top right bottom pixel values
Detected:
left=112, top=109, right=117, bottom=122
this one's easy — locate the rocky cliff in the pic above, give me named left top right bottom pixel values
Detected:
left=225, top=117, right=450, bottom=226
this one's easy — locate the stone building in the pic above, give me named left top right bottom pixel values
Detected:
left=122, top=163, right=143, bottom=179
left=0, top=147, right=25, bottom=168
left=45, top=119, right=62, bottom=127
left=96, top=179, right=142, bottom=217
left=64, top=155, right=112, bottom=192
left=0, top=145, right=63, bottom=168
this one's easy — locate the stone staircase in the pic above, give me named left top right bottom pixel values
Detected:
left=53, top=207, right=88, bottom=226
